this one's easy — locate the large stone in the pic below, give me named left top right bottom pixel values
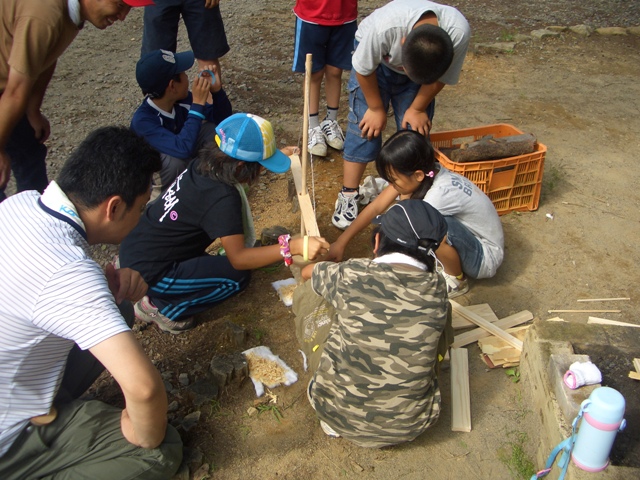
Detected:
left=628, top=26, right=640, bottom=36
left=596, top=27, right=628, bottom=36
left=473, top=42, right=516, bottom=54
left=569, top=24, right=594, bottom=36
left=531, top=29, right=561, bottom=40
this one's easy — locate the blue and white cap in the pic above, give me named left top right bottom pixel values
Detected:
left=215, top=113, right=291, bottom=173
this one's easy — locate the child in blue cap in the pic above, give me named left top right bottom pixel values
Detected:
left=131, top=49, right=232, bottom=194
left=119, top=113, right=330, bottom=334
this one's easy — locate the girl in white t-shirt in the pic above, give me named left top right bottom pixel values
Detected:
left=328, top=129, right=504, bottom=297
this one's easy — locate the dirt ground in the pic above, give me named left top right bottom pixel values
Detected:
left=28, top=1, right=640, bottom=479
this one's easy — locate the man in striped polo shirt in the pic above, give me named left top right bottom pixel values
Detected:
left=0, top=127, right=182, bottom=479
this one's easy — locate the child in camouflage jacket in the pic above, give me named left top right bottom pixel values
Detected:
left=293, top=199, right=453, bottom=447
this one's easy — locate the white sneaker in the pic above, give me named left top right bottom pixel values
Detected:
left=308, top=126, right=327, bottom=156
left=443, top=272, right=470, bottom=298
left=332, top=191, right=359, bottom=229
left=320, top=420, right=341, bottom=438
left=320, top=119, right=345, bottom=151
left=134, top=296, right=196, bottom=334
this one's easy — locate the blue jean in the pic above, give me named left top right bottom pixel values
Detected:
left=444, top=216, right=483, bottom=279
left=343, top=63, right=435, bottom=163
left=1, top=114, right=48, bottom=201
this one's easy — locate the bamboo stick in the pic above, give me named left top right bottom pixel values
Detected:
left=548, top=309, right=621, bottom=313
left=577, top=297, right=630, bottom=302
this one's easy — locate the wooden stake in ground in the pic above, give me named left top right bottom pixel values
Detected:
left=300, top=53, right=312, bottom=236
left=289, top=53, right=320, bottom=238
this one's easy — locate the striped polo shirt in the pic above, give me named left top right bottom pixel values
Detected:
left=0, top=185, right=129, bottom=457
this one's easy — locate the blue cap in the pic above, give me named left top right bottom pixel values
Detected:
left=215, top=113, right=291, bottom=174
left=136, top=50, right=195, bottom=97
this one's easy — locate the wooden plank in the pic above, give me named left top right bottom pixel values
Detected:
left=628, top=371, right=640, bottom=381
left=633, top=358, right=640, bottom=373
left=452, top=303, right=499, bottom=330
left=450, top=301, right=524, bottom=351
left=478, top=326, right=529, bottom=354
left=587, top=317, right=640, bottom=328
left=450, top=347, right=471, bottom=432
left=452, top=310, right=533, bottom=348
left=288, top=154, right=320, bottom=237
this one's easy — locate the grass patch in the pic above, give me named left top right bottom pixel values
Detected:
left=256, top=403, right=283, bottom=422
left=498, top=431, right=536, bottom=479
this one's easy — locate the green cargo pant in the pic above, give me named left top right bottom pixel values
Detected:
left=0, top=399, right=183, bottom=480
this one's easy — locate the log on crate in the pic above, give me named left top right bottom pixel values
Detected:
left=449, top=133, right=537, bottom=163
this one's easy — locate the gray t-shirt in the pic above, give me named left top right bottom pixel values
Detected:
left=353, top=0, right=470, bottom=84
left=425, top=168, right=505, bottom=278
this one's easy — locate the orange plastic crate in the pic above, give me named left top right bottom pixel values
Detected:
left=430, top=124, right=546, bottom=215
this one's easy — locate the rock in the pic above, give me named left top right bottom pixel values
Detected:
left=569, top=24, right=594, bottom=36
left=168, top=400, right=179, bottom=412
left=595, top=26, right=628, bottom=35
left=178, top=373, right=189, bottom=386
left=628, top=26, right=640, bottom=35
left=209, top=352, right=248, bottom=388
left=473, top=42, right=516, bottom=54
left=187, top=378, right=220, bottom=405
left=531, top=29, right=561, bottom=40
left=181, top=411, right=201, bottom=432
left=247, top=406, right=258, bottom=416
left=193, top=464, right=210, bottom=480
left=513, top=34, right=532, bottom=43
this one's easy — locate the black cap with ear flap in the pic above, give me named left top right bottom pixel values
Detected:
left=372, top=199, right=447, bottom=253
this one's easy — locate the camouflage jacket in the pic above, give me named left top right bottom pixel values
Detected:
left=309, top=257, right=449, bottom=448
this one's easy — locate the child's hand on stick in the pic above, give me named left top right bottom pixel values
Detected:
left=290, top=236, right=330, bottom=261
left=280, top=146, right=300, bottom=156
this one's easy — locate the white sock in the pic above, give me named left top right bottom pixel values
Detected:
left=309, top=114, right=320, bottom=129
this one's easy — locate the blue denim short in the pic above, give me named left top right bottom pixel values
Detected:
left=292, top=19, right=357, bottom=73
left=444, top=216, right=484, bottom=279
left=343, top=59, right=435, bottom=163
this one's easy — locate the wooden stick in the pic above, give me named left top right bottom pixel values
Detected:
left=577, top=297, right=630, bottom=302
left=450, top=301, right=523, bottom=351
left=548, top=309, right=621, bottom=313
left=450, top=348, right=471, bottom=432
left=587, top=317, right=640, bottom=328
left=633, top=358, right=640, bottom=373
left=300, top=53, right=312, bottom=235
left=452, top=310, right=533, bottom=348
left=288, top=155, right=320, bottom=237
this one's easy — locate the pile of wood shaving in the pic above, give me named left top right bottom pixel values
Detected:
left=245, top=352, right=286, bottom=386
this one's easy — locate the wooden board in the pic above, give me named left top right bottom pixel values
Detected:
left=450, top=347, right=471, bottom=432
left=479, top=326, right=530, bottom=367
left=452, top=303, right=499, bottom=330
left=452, top=310, right=533, bottom=348
left=628, top=371, right=640, bottom=381
left=288, top=154, right=320, bottom=237
left=450, top=301, right=524, bottom=351
left=587, top=317, right=640, bottom=328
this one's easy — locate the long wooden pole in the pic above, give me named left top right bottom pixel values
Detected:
left=300, top=53, right=312, bottom=235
